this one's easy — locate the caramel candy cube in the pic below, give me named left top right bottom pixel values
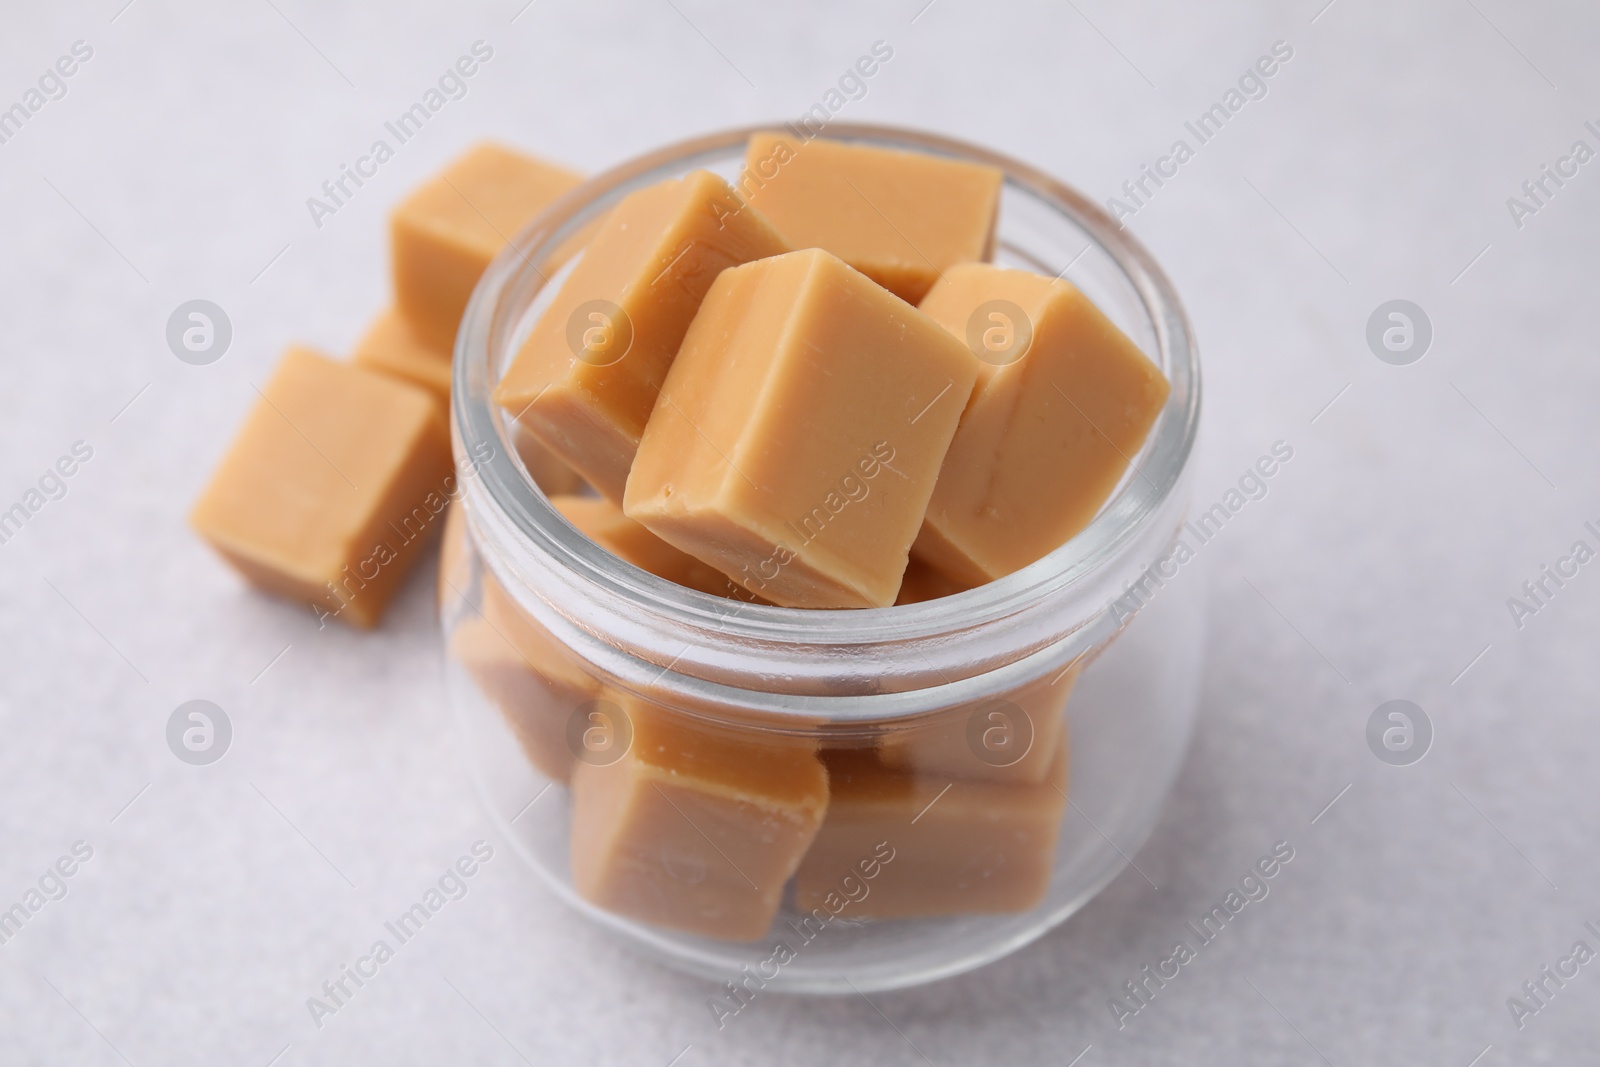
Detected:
left=914, top=264, right=1171, bottom=585
left=570, top=701, right=828, bottom=941
left=893, top=556, right=972, bottom=605
left=740, top=133, right=1002, bottom=304
left=624, top=248, right=978, bottom=608
left=878, top=666, right=1079, bottom=785
left=450, top=617, right=581, bottom=783
left=794, top=742, right=1067, bottom=920
left=449, top=571, right=601, bottom=783
left=437, top=501, right=470, bottom=614
left=480, top=569, right=599, bottom=706
left=493, top=170, right=790, bottom=502
left=353, top=310, right=586, bottom=497
left=349, top=309, right=585, bottom=496
left=353, top=307, right=451, bottom=415
left=510, top=426, right=587, bottom=497
left=551, top=495, right=759, bottom=602
left=392, top=142, right=582, bottom=350
left=190, top=347, right=452, bottom=628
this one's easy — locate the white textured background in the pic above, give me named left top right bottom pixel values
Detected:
left=1, top=1, right=1597, bottom=1063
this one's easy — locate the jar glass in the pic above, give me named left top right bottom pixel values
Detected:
left=441, top=124, right=1203, bottom=993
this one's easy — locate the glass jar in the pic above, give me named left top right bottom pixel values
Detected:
left=440, top=124, right=1203, bottom=993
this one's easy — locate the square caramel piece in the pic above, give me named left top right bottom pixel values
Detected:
left=437, top=501, right=471, bottom=614
left=451, top=616, right=573, bottom=780
left=878, top=666, right=1080, bottom=785
left=449, top=569, right=602, bottom=783
left=509, top=426, right=587, bottom=497
left=624, top=248, right=978, bottom=609
left=570, top=699, right=828, bottom=941
left=793, top=741, right=1067, bottom=920
left=351, top=308, right=585, bottom=496
left=740, top=132, right=1002, bottom=304
left=493, top=170, right=790, bottom=502
left=893, top=556, right=972, bottom=605
left=391, top=142, right=583, bottom=350
left=353, top=307, right=451, bottom=415
left=551, top=495, right=760, bottom=602
left=913, top=264, right=1170, bottom=585
left=190, top=347, right=453, bottom=628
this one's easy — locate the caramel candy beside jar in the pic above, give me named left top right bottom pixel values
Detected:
left=353, top=307, right=451, bottom=417
left=354, top=309, right=585, bottom=497
left=494, top=170, right=790, bottom=503
left=913, top=263, right=1171, bottom=586
left=793, top=740, right=1068, bottom=920
left=391, top=142, right=583, bottom=351
left=437, top=502, right=471, bottom=614
left=740, top=133, right=1003, bottom=304
left=570, top=697, right=829, bottom=941
left=190, top=347, right=452, bottom=628
left=624, top=248, right=979, bottom=609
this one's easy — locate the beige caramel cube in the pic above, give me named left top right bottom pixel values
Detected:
left=624, top=248, right=978, bottom=608
left=879, top=666, right=1079, bottom=784
left=793, top=742, right=1067, bottom=919
left=392, top=142, right=583, bottom=350
left=570, top=701, right=828, bottom=940
left=740, top=133, right=1002, bottom=304
left=510, top=426, right=587, bottom=497
left=914, top=264, right=1171, bottom=585
left=437, top=502, right=471, bottom=613
left=450, top=569, right=602, bottom=782
left=351, top=309, right=585, bottom=496
left=493, top=170, right=790, bottom=502
left=551, top=495, right=759, bottom=602
left=894, top=557, right=972, bottom=605
left=449, top=618, right=577, bottom=783
left=190, top=347, right=452, bottom=628
left=478, top=570, right=599, bottom=703
left=353, top=307, right=451, bottom=414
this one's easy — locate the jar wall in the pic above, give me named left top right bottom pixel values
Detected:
left=442, top=500, right=1205, bottom=991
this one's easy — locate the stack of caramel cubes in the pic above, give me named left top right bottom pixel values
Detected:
left=191, top=133, right=1169, bottom=942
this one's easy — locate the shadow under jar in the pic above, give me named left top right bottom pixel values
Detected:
left=440, top=124, right=1203, bottom=994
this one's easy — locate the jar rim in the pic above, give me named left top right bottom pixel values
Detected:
left=451, top=122, right=1200, bottom=698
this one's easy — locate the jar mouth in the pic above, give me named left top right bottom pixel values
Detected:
left=452, top=123, right=1199, bottom=695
